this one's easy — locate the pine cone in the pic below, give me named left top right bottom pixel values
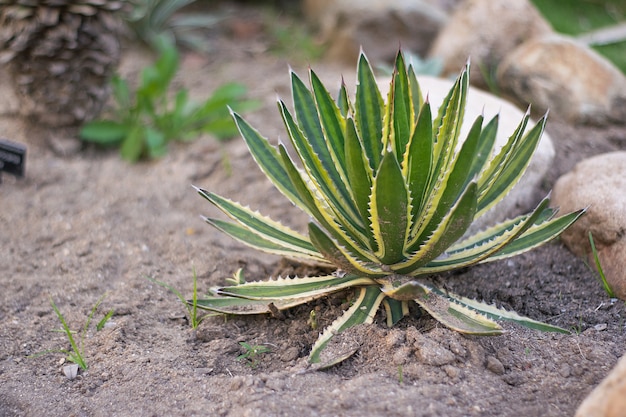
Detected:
left=0, top=1, right=125, bottom=126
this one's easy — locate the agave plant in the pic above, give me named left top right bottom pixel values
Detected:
left=193, top=51, right=584, bottom=365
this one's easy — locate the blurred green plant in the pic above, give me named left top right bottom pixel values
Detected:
left=237, top=341, right=270, bottom=367
left=531, top=0, right=626, bottom=73
left=80, top=37, right=254, bottom=162
left=124, top=0, right=223, bottom=52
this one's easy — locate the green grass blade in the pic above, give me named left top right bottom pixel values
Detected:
left=49, top=297, right=88, bottom=370
left=589, top=232, right=616, bottom=298
left=309, top=285, right=385, bottom=364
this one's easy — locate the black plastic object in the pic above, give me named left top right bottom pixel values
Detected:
left=0, top=139, right=26, bottom=182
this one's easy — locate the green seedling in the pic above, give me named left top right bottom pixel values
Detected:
left=35, top=294, right=113, bottom=371
left=80, top=36, right=256, bottom=161
left=237, top=342, right=271, bottom=367
left=148, top=268, right=213, bottom=329
left=588, top=232, right=616, bottom=298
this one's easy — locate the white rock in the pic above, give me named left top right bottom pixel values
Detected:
left=576, top=353, right=626, bottom=417
left=303, top=0, right=450, bottom=64
left=498, top=35, right=626, bottom=125
left=429, top=0, right=552, bottom=88
left=552, top=152, right=626, bottom=299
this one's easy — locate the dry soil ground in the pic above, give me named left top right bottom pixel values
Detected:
left=1, top=13, right=626, bottom=417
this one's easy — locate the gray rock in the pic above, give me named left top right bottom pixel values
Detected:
left=576, top=353, right=626, bottom=417
left=552, top=152, right=626, bottom=300
left=303, top=0, right=450, bottom=64
left=498, top=35, right=626, bottom=125
left=429, top=0, right=552, bottom=89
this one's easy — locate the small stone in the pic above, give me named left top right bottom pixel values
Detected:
left=552, top=152, right=626, bottom=300
left=498, top=35, right=626, bottom=125
left=414, top=336, right=455, bottom=366
left=429, top=0, right=552, bottom=88
left=63, top=364, right=79, bottom=380
left=576, top=354, right=626, bottom=417
left=594, top=323, right=608, bottom=332
left=280, top=346, right=300, bottom=362
left=486, top=356, right=505, bottom=375
left=443, top=365, right=460, bottom=379
left=558, top=364, right=571, bottom=378
left=304, top=0, right=449, bottom=64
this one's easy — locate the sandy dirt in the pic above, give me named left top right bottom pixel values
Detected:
left=1, top=7, right=626, bottom=417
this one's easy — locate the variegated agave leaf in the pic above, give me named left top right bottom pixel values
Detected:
left=194, top=50, right=585, bottom=365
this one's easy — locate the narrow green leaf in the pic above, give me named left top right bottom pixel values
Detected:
left=232, top=112, right=303, bottom=207
left=279, top=100, right=365, bottom=236
left=309, top=285, right=385, bottom=364
left=430, top=287, right=570, bottom=334
left=80, top=120, right=128, bottom=144
left=468, top=114, right=498, bottom=183
left=403, top=102, right=433, bottom=220
left=371, top=152, right=410, bottom=264
left=355, top=52, right=384, bottom=170
left=277, top=145, right=375, bottom=262
left=344, top=117, right=374, bottom=240
left=391, top=51, right=412, bottom=161
left=120, top=125, right=145, bottom=162
left=431, top=64, right=468, bottom=177
left=204, top=217, right=326, bottom=263
left=407, top=65, right=423, bottom=117
left=337, top=80, right=350, bottom=118
left=310, top=69, right=346, bottom=169
left=196, top=188, right=323, bottom=259
left=195, top=295, right=314, bottom=315
left=409, top=115, right=482, bottom=249
left=217, top=274, right=376, bottom=300
left=477, top=115, right=546, bottom=216
left=485, top=208, right=586, bottom=262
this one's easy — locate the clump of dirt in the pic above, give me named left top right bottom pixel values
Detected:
left=1, top=5, right=625, bottom=416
